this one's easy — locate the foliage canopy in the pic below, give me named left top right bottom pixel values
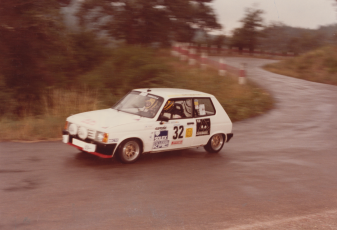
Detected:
left=77, top=0, right=221, bottom=45
left=230, top=8, right=264, bottom=50
left=0, top=0, right=109, bottom=116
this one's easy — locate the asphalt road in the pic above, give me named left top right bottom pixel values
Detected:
left=1, top=58, right=337, bottom=230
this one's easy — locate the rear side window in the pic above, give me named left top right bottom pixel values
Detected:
left=194, top=98, right=215, bottom=117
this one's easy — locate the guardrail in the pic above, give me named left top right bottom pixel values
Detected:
left=171, top=43, right=247, bottom=84
left=172, top=43, right=296, bottom=58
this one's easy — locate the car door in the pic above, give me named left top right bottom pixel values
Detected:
left=169, top=116, right=195, bottom=149
left=154, top=98, right=195, bottom=151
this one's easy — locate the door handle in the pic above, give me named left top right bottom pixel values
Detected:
left=187, top=122, right=194, bottom=125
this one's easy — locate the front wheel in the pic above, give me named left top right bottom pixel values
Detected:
left=118, top=139, right=142, bottom=164
left=204, top=134, right=225, bottom=153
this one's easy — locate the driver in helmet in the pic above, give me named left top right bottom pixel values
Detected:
left=162, top=100, right=182, bottom=119
left=160, top=100, right=174, bottom=119
left=163, top=100, right=174, bottom=112
left=144, top=98, right=160, bottom=117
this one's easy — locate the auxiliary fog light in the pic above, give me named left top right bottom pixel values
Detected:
left=69, top=123, right=78, bottom=135
left=78, top=126, right=88, bottom=140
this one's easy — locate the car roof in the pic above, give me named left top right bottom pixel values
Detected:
left=134, top=88, right=214, bottom=99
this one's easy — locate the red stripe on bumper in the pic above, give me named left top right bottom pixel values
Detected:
left=67, top=143, right=113, bottom=158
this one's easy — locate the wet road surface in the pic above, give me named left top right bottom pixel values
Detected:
left=1, top=58, right=337, bottom=229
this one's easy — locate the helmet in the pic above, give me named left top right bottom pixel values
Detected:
left=145, top=98, right=159, bottom=110
left=163, top=100, right=174, bottom=112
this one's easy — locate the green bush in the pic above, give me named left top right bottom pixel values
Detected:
left=0, top=30, right=112, bottom=117
left=80, top=46, right=173, bottom=106
left=324, top=56, right=337, bottom=74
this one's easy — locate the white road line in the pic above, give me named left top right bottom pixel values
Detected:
left=223, top=210, right=337, bottom=230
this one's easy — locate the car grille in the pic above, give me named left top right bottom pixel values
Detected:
left=87, top=129, right=96, bottom=140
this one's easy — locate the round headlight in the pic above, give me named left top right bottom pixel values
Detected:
left=69, top=123, right=78, bottom=135
left=78, top=126, right=88, bottom=140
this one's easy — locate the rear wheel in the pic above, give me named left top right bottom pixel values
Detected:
left=118, top=139, right=142, bottom=164
left=204, top=134, right=225, bottom=153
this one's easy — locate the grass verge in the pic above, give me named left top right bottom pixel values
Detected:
left=0, top=89, right=100, bottom=141
left=263, top=45, right=337, bottom=86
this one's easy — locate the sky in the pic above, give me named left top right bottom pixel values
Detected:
left=211, top=0, right=337, bottom=35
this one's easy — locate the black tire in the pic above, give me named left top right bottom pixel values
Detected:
left=204, top=134, right=225, bottom=153
left=117, top=139, right=142, bottom=164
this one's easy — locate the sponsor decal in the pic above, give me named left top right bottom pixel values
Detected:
left=194, top=99, right=199, bottom=110
left=155, top=126, right=167, bottom=130
left=83, top=144, right=95, bottom=152
left=81, top=119, right=96, bottom=126
left=108, top=138, right=119, bottom=143
left=168, top=94, right=205, bottom=97
left=199, top=104, right=206, bottom=116
left=185, top=128, right=193, bottom=138
left=153, top=130, right=169, bottom=149
left=196, top=118, right=211, bottom=136
left=171, top=140, right=183, bottom=145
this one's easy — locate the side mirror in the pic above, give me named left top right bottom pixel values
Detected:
left=158, top=115, right=169, bottom=124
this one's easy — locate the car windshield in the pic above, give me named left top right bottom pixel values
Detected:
left=112, top=91, right=164, bottom=118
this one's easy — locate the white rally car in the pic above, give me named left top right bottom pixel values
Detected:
left=62, top=88, right=233, bottom=163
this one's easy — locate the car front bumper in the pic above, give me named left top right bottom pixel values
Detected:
left=62, top=130, right=117, bottom=158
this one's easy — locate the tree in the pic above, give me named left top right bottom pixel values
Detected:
left=77, top=0, right=221, bottom=45
left=230, top=8, right=264, bottom=51
left=0, top=0, right=112, bottom=116
left=230, top=28, right=246, bottom=50
left=211, top=34, right=227, bottom=47
left=0, top=0, right=74, bottom=115
left=258, top=22, right=288, bottom=52
left=258, top=23, right=328, bottom=53
left=286, top=31, right=324, bottom=54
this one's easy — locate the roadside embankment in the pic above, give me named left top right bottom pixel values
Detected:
left=263, top=45, right=337, bottom=86
left=0, top=48, right=273, bottom=141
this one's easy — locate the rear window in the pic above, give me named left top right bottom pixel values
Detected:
left=194, top=98, right=215, bottom=117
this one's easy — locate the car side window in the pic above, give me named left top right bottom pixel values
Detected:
left=194, top=98, right=215, bottom=117
left=161, top=99, right=193, bottom=119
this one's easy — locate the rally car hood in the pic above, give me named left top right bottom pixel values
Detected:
left=67, top=109, right=142, bottom=130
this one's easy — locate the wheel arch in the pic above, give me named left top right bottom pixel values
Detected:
left=112, top=136, right=144, bottom=157
left=209, top=132, right=227, bottom=142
